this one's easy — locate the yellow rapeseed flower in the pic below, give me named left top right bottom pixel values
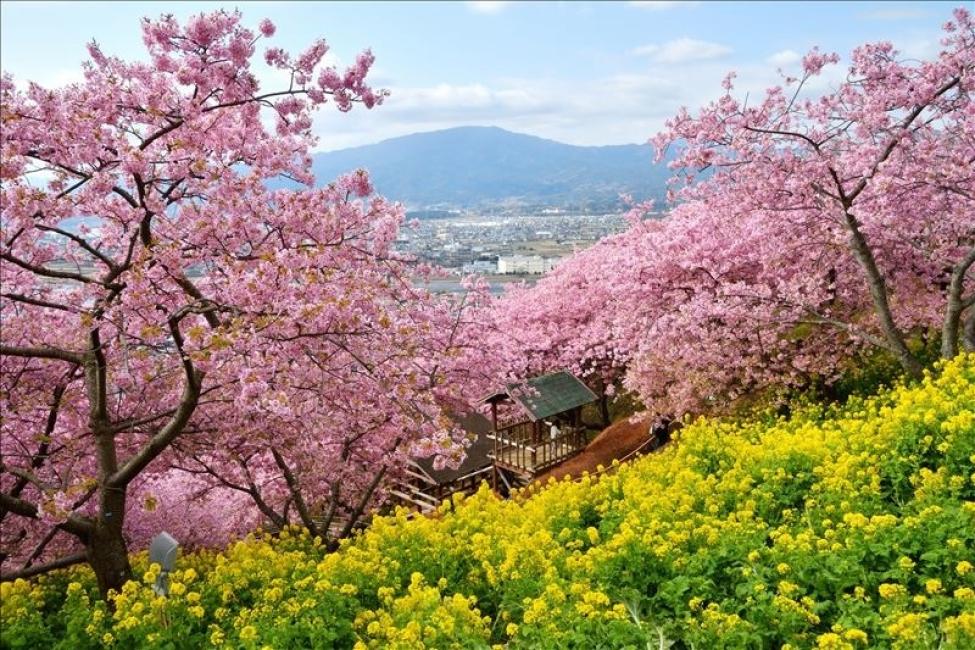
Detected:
left=240, top=625, right=258, bottom=642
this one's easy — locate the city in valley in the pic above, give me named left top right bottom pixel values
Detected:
left=399, top=209, right=630, bottom=292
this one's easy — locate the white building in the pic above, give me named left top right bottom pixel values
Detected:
left=462, top=260, right=498, bottom=274
left=497, top=255, right=560, bottom=275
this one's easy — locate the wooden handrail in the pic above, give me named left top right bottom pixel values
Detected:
left=491, top=427, right=583, bottom=447
left=491, top=425, right=589, bottom=473
left=487, top=433, right=537, bottom=453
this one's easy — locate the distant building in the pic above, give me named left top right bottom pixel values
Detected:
left=497, top=255, right=560, bottom=275
left=462, top=260, right=498, bottom=274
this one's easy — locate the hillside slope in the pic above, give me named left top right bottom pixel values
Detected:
left=5, top=355, right=974, bottom=649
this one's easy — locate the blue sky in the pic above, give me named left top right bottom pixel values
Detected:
left=0, top=1, right=960, bottom=150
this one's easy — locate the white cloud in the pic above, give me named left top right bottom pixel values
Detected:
left=899, top=37, right=939, bottom=61
left=466, top=1, right=511, bottom=14
left=309, top=62, right=776, bottom=152
left=385, top=83, right=553, bottom=116
left=632, top=38, right=732, bottom=64
left=301, top=8, right=943, bottom=153
left=766, top=49, right=801, bottom=67
left=628, top=1, right=700, bottom=9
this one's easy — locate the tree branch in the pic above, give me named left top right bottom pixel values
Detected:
left=942, top=246, right=975, bottom=358
left=0, top=251, right=101, bottom=286
left=0, top=552, right=87, bottom=582
left=331, top=463, right=387, bottom=549
left=270, top=447, right=317, bottom=537
left=108, top=369, right=202, bottom=489
left=34, top=224, right=119, bottom=271
left=0, top=364, right=79, bottom=524
left=847, top=76, right=961, bottom=202
left=0, top=292, right=78, bottom=313
left=0, top=344, right=84, bottom=364
left=0, top=493, right=93, bottom=537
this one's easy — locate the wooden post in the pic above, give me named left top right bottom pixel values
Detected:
left=490, top=401, right=499, bottom=492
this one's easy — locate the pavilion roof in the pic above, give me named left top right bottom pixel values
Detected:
left=482, top=371, right=598, bottom=422
left=412, top=411, right=494, bottom=485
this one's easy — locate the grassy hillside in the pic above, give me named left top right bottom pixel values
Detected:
left=3, top=355, right=974, bottom=650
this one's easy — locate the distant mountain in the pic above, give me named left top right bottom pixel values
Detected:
left=308, top=126, right=671, bottom=210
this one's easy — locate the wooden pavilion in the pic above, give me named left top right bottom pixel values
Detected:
left=483, top=370, right=597, bottom=489
left=389, top=372, right=598, bottom=511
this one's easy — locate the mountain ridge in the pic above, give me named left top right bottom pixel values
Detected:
left=309, top=126, right=670, bottom=210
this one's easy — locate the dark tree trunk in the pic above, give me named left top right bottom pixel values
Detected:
left=87, top=489, right=132, bottom=599
left=842, top=211, right=923, bottom=379
left=963, top=309, right=975, bottom=353
left=941, top=248, right=975, bottom=359
left=591, top=377, right=611, bottom=428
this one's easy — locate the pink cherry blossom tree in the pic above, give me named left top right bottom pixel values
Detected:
left=617, top=200, right=871, bottom=414
left=652, top=8, right=975, bottom=377
left=0, top=10, right=488, bottom=598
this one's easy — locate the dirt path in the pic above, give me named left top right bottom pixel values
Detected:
left=534, top=413, right=654, bottom=483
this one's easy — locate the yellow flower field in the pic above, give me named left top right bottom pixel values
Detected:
left=3, top=355, right=974, bottom=649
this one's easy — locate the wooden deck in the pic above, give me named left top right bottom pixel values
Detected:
left=489, top=425, right=588, bottom=477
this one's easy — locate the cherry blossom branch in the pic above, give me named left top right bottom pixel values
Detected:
left=34, top=224, right=119, bottom=271
left=0, top=292, right=78, bottom=313
left=329, top=461, right=388, bottom=550
left=847, top=76, right=961, bottom=203
left=0, top=251, right=102, bottom=286
left=0, top=463, right=54, bottom=491
left=0, top=365, right=79, bottom=519
left=108, top=368, right=202, bottom=489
